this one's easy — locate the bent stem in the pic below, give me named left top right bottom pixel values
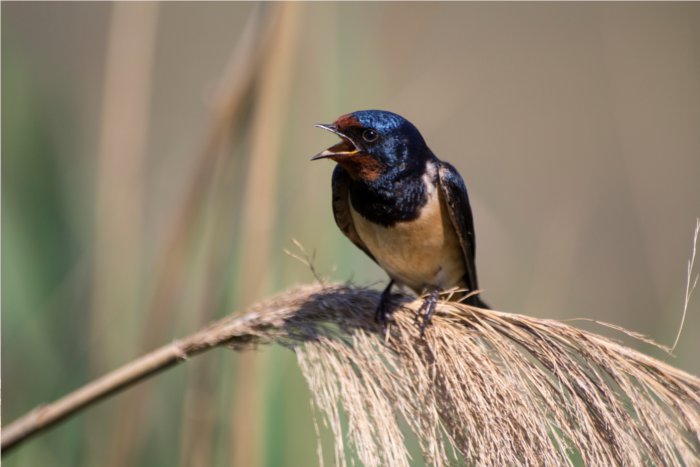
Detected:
left=2, top=283, right=699, bottom=466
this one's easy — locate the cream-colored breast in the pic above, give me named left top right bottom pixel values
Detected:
left=350, top=185, right=466, bottom=294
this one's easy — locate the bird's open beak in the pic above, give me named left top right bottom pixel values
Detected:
left=311, top=123, right=359, bottom=161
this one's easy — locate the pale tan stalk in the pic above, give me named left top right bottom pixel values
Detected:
left=89, top=4, right=159, bottom=465
left=3, top=283, right=699, bottom=466
left=230, top=3, right=303, bottom=466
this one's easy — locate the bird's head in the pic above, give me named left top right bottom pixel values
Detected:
left=311, top=110, right=430, bottom=181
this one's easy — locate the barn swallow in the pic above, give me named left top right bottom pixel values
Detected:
left=312, top=110, right=488, bottom=334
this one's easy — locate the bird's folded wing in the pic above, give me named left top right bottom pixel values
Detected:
left=437, top=161, right=479, bottom=294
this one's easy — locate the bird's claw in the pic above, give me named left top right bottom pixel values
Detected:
left=375, top=282, right=396, bottom=331
left=374, top=300, right=394, bottom=325
left=415, top=290, right=440, bottom=338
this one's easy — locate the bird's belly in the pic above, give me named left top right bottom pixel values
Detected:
left=350, top=195, right=465, bottom=293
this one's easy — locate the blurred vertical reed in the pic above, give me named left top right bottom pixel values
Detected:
left=177, top=5, right=292, bottom=464
left=229, top=3, right=302, bottom=466
left=87, top=3, right=159, bottom=466
left=88, top=4, right=286, bottom=466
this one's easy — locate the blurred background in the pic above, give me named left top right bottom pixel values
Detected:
left=3, top=2, right=700, bottom=466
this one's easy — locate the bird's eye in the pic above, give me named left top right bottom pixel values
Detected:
left=362, top=129, right=379, bottom=142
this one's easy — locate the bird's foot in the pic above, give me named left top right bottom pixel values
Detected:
left=375, top=281, right=396, bottom=330
left=415, top=289, right=440, bottom=338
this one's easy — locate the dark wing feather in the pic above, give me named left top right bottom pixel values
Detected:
left=437, top=161, right=486, bottom=306
left=331, top=165, right=377, bottom=263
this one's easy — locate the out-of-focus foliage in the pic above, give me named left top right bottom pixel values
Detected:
left=3, top=3, right=700, bottom=466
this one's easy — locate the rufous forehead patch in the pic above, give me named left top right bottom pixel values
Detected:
left=335, top=114, right=360, bottom=129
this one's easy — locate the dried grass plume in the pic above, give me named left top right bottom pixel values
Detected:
left=288, top=285, right=700, bottom=466
left=3, top=283, right=699, bottom=465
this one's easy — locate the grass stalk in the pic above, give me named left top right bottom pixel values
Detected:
left=3, top=283, right=698, bottom=465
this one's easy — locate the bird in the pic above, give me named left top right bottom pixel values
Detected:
left=311, top=110, right=488, bottom=334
